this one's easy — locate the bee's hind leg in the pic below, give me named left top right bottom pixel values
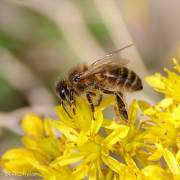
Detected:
left=115, top=93, right=128, bottom=123
left=96, top=88, right=128, bottom=123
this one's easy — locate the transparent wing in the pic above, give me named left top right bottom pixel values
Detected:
left=79, top=58, right=129, bottom=79
left=79, top=44, right=132, bottom=79
left=90, top=55, right=129, bottom=69
left=91, top=44, right=132, bottom=67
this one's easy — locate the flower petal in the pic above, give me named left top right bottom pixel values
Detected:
left=173, top=58, right=180, bottom=73
left=103, top=126, right=129, bottom=147
left=56, top=106, right=75, bottom=127
left=102, top=155, right=124, bottom=173
left=22, top=114, right=44, bottom=138
left=148, top=143, right=163, bottom=161
left=97, top=96, right=115, bottom=111
left=89, top=163, right=97, bottom=180
left=1, top=148, right=36, bottom=175
left=52, top=121, right=78, bottom=142
left=128, top=100, right=138, bottom=125
left=90, top=110, right=103, bottom=135
left=52, top=153, right=84, bottom=167
left=163, top=149, right=180, bottom=177
left=138, top=100, right=151, bottom=112
left=102, top=119, right=122, bottom=130
left=146, top=74, right=166, bottom=91
left=156, top=98, right=173, bottom=109
left=142, top=165, right=171, bottom=180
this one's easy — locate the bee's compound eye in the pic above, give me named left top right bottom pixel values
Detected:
left=60, top=89, right=66, bottom=99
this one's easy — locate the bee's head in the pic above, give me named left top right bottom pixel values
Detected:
left=56, top=80, right=74, bottom=106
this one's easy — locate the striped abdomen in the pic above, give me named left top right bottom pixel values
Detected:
left=100, top=67, right=143, bottom=92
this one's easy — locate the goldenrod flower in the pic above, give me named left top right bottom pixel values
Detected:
left=51, top=97, right=130, bottom=179
left=1, top=59, right=180, bottom=179
left=146, top=58, right=180, bottom=101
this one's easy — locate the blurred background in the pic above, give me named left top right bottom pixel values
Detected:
left=0, top=0, right=180, bottom=179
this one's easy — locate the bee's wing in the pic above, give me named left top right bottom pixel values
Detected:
left=78, top=44, right=132, bottom=79
left=90, top=55, right=129, bottom=68
left=79, top=57, right=129, bottom=79
left=91, top=44, right=132, bottom=67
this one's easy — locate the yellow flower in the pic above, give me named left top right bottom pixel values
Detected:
left=1, top=59, right=180, bottom=180
left=173, top=58, right=180, bottom=73
left=1, top=114, right=73, bottom=179
left=146, top=58, right=180, bottom=101
left=141, top=59, right=180, bottom=179
left=51, top=97, right=130, bottom=179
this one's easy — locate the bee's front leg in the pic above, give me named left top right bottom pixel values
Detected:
left=62, top=102, right=73, bottom=119
left=71, top=103, right=76, bottom=115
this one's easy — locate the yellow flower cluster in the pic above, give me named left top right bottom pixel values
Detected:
left=1, top=59, right=180, bottom=180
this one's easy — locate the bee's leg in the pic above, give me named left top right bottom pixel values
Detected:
left=115, top=93, right=128, bottom=122
left=62, top=102, right=73, bottom=119
left=86, top=93, right=95, bottom=119
left=70, top=90, right=76, bottom=115
left=87, top=91, right=102, bottom=106
left=100, top=89, right=114, bottom=95
left=72, top=103, right=76, bottom=115
left=97, top=94, right=103, bottom=106
left=98, top=88, right=128, bottom=122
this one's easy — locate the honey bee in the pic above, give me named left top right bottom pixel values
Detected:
left=56, top=44, right=143, bottom=121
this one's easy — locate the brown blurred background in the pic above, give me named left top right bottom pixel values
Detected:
left=0, top=0, right=180, bottom=179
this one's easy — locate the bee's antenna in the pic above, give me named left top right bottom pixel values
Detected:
left=108, top=44, right=134, bottom=56
left=91, top=44, right=134, bottom=66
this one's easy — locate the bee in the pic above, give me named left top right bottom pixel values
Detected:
left=56, top=44, right=143, bottom=121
